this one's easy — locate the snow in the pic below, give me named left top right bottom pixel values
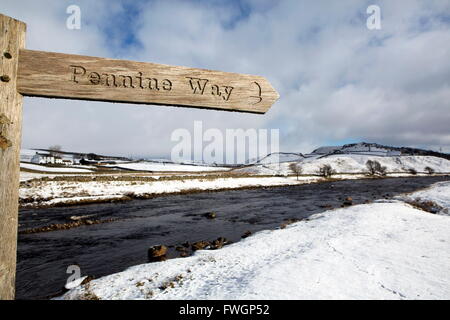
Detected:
left=19, top=154, right=450, bottom=207
left=312, top=142, right=398, bottom=155
left=20, top=148, right=37, bottom=162
left=312, top=146, right=342, bottom=154
left=20, top=163, right=93, bottom=173
left=65, top=276, right=88, bottom=290
left=103, top=161, right=231, bottom=172
left=397, top=181, right=450, bottom=215
left=20, top=176, right=325, bottom=207
left=255, top=152, right=305, bottom=165
left=238, top=155, right=450, bottom=175
left=20, top=171, right=47, bottom=182
left=59, top=181, right=450, bottom=300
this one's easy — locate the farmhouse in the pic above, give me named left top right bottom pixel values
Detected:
left=62, top=159, right=74, bottom=166
left=31, top=152, right=63, bottom=165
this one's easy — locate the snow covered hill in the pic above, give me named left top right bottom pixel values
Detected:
left=312, top=142, right=399, bottom=156
left=59, top=181, right=450, bottom=300
left=312, top=142, right=449, bottom=159
left=240, top=142, right=450, bottom=175
left=254, top=152, right=305, bottom=164
left=237, top=155, right=450, bottom=176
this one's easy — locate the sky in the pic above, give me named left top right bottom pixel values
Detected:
left=1, top=0, right=449, bottom=159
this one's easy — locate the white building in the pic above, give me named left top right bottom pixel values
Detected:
left=31, top=153, right=64, bottom=165
left=62, top=159, right=74, bottom=166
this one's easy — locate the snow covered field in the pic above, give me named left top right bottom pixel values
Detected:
left=20, top=163, right=94, bottom=173
left=103, top=162, right=231, bottom=172
left=19, top=154, right=450, bottom=207
left=20, top=176, right=325, bottom=207
left=60, top=181, right=450, bottom=300
left=19, top=164, right=96, bottom=182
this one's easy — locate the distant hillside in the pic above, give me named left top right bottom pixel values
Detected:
left=33, top=148, right=131, bottom=161
left=250, top=142, right=450, bottom=166
left=254, top=152, right=306, bottom=164
left=312, top=142, right=450, bottom=160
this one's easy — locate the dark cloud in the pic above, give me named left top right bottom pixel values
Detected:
left=1, top=0, right=449, bottom=156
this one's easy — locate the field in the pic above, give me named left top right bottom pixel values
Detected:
left=19, top=154, right=450, bottom=208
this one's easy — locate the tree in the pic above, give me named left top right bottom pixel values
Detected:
left=48, top=145, right=62, bottom=156
left=87, top=153, right=101, bottom=161
left=49, top=145, right=62, bottom=151
left=318, top=164, right=335, bottom=178
left=366, top=160, right=377, bottom=175
left=366, top=160, right=387, bottom=176
left=289, top=163, right=303, bottom=180
left=408, top=168, right=417, bottom=175
left=424, top=166, right=435, bottom=175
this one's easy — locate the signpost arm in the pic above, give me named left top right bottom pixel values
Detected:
left=0, top=13, right=26, bottom=300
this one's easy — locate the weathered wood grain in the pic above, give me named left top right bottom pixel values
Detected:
left=0, top=13, right=26, bottom=300
left=17, top=49, right=279, bottom=114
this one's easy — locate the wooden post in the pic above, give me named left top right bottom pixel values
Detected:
left=0, top=10, right=279, bottom=299
left=0, top=13, right=26, bottom=300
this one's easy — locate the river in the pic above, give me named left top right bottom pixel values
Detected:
left=16, top=176, right=450, bottom=299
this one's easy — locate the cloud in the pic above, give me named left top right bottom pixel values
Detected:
left=1, top=0, right=449, bottom=158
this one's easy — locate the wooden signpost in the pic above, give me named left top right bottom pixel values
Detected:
left=0, top=13, right=279, bottom=299
left=18, top=50, right=279, bottom=114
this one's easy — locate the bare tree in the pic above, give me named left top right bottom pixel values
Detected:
left=366, top=160, right=387, bottom=176
left=366, top=160, right=377, bottom=175
left=377, top=164, right=387, bottom=176
left=48, top=145, right=62, bottom=156
left=49, top=145, right=61, bottom=151
left=424, top=166, right=435, bottom=175
left=289, top=162, right=303, bottom=180
left=318, top=164, right=335, bottom=178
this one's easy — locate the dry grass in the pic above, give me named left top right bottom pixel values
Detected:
left=79, top=283, right=100, bottom=300
left=405, top=199, right=443, bottom=214
left=19, top=217, right=119, bottom=234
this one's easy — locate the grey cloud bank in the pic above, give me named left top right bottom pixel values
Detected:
left=1, top=0, right=449, bottom=157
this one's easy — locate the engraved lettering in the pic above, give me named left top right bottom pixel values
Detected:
left=250, top=81, right=262, bottom=104
left=69, top=65, right=174, bottom=93
left=119, top=75, right=135, bottom=88
left=146, top=78, right=159, bottom=90
left=211, top=85, right=221, bottom=97
left=136, top=72, right=144, bottom=89
left=68, top=65, right=237, bottom=102
left=89, top=72, right=101, bottom=85
left=222, top=86, right=233, bottom=101
left=102, top=73, right=117, bottom=87
left=70, top=65, right=86, bottom=83
left=162, top=79, right=172, bottom=91
left=187, top=77, right=209, bottom=94
left=188, top=79, right=233, bottom=101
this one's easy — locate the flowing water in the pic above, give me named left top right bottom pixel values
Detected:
left=16, top=176, right=450, bottom=299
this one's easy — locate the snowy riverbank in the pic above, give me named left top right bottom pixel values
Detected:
left=20, top=175, right=322, bottom=207
left=60, top=181, right=450, bottom=300
left=20, top=154, right=450, bottom=208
